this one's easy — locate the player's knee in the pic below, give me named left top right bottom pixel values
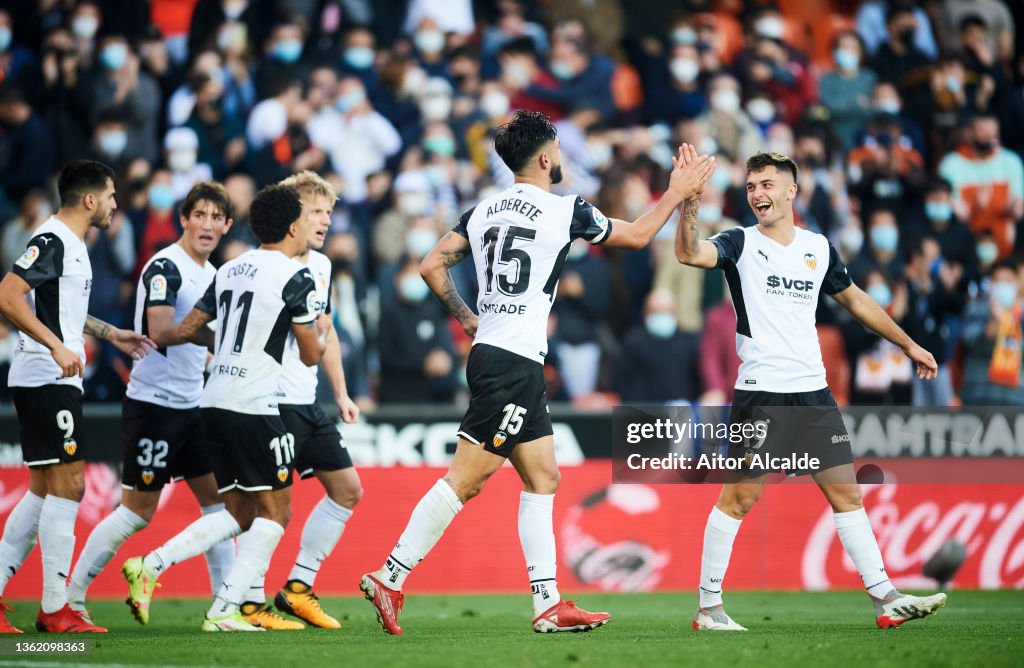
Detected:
left=332, top=483, right=363, bottom=509
left=525, top=468, right=560, bottom=495
left=729, top=490, right=761, bottom=517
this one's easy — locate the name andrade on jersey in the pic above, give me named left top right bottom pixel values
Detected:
left=480, top=303, right=527, bottom=315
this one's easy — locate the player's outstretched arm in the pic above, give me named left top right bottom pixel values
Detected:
left=320, top=323, right=359, bottom=423
left=603, top=144, right=715, bottom=250
left=84, top=315, right=156, bottom=361
left=831, top=284, right=938, bottom=380
left=140, top=305, right=189, bottom=348
left=176, top=308, right=216, bottom=349
left=674, top=197, right=720, bottom=268
left=0, top=272, right=81, bottom=377
left=292, top=314, right=329, bottom=366
left=421, top=231, right=478, bottom=337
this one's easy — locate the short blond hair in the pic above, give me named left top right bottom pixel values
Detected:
left=278, top=170, right=338, bottom=204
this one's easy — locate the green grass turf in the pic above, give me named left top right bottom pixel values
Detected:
left=0, top=591, right=1020, bottom=668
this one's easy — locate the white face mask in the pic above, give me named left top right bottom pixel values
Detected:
left=670, top=58, right=700, bottom=84
left=420, top=95, right=452, bottom=121
left=405, top=228, right=439, bottom=257
left=755, top=16, right=785, bottom=40
left=875, top=98, right=900, bottom=114
left=480, top=91, right=510, bottom=118
left=711, top=89, right=740, bottom=114
left=402, top=67, right=427, bottom=97
left=169, top=150, right=197, bottom=173
left=222, top=0, right=248, bottom=20
left=72, top=15, right=99, bottom=40
left=587, top=141, right=613, bottom=169
left=397, top=191, right=430, bottom=216
left=839, top=226, right=864, bottom=255
left=747, top=98, right=776, bottom=123
left=503, top=60, right=531, bottom=87
left=414, top=29, right=445, bottom=55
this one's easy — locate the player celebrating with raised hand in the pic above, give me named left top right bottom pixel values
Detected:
left=0, top=160, right=155, bottom=633
left=673, top=149, right=947, bottom=631
left=121, top=184, right=328, bottom=632
left=360, top=110, right=715, bottom=635
left=67, top=182, right=236, bottom=622
left=238, top=171, right=363, bottom=631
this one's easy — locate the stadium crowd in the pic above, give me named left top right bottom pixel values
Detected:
left=0, top=0, right=1023, bottom=409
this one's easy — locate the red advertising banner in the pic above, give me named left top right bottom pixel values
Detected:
left=0, top=462, right=1021, bottom=600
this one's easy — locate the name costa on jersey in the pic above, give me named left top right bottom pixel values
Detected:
left=709, top=226, right=852, bottom=393
left=454, top=183, right=611, bottom=363
left=196, top=248, right=318, bottom=415
left=8, top=217, right=92, bottom=390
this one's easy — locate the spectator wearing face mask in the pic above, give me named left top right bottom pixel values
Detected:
left=733, top=12, right=817, bottom=126
left=378, top=255, right=458, bottom=404
left=188, top=0, right=274, bottom=66
left=847, top=112, right=926, bottom=224
left=638, top=42, right=706, bottom=125
left=89, top=35, right=161, bottom=163
left=553, top=238, right=610, bottom=400
left=869, top=82, right=926, bottom=155
left=0, top=85, right=52, bottom=212
left=1, top=189, right=51, bottom=273
left=819, top=31, right=878, bottom=152
left=338, top=27, right=380, bottom=96
left=848, top=209, right=905, bottom=285
left=403, top=0, right=475, bottom=37
left=695, top=74, right=760, bottom=164
left=88, top=110, right=132, bottom=174
left=524, top=35, right=615, bottom=123
left=909, top=178, right=978, bottom=287
left=163, top=126, right=213, bottom=199
left=855, top=0, right=938, bottom=59
left=0, top=10, right=32, bottom=83
left=409, top=17, right=450, bottom=79
left=184, top=71, right=246, bottom=179
left=938, top=0, right=1015, bottom=68
left=614, top=289, right=700, bottom=403
left=131, top=169, right=181, bottom=278
left=844, top=270, right=913, bottom=405
left=939, top=114, right=1024, bottom=261
left=482, top=0, right=549, bottom=60
left=254, top=21, right=309, bottom=100
left=961, top=260, right=1024, bottom=405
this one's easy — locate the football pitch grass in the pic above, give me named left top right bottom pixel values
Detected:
left=0, top=591, right=1020, bottom=667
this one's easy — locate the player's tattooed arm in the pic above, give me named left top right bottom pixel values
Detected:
left=422, top=231, right=478, bottom=336
left=177, top=308, right=215, bottom=349
left=682, top=198, right=701, bottom=256
left=85, top=315, right=156, bottom=360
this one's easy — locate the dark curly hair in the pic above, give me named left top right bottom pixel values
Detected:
left=57, top=160, right=116, bottom=208
left=494, top=110, right=558, bottom=174
left=746, top=151, right=799, bottom=183
left=249, top=184, right=303, bottom=245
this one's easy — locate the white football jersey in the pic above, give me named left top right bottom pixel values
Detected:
left=7, top=217, right=92, bottom=390
left=276, top=250, right=332, bottom=405
left=454, top=183, right=611, bottom=363
left=710, top=226, right=852, bottom=393
left=197, top=248, right=318, bottom=414
left=126, top=243, right=216, bottom=408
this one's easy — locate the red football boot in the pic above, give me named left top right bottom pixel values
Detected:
left=0, top=600, right=22, bottom=633
left=532, top=599, right=612, bottom=633
left=36, top=604, right=107, bottom=633
left=359, top=573, right=405, bottom=635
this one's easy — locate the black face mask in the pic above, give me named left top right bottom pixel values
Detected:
left=332, top=258, right=353, bottom=275
left=896, top=27, right=915, bottom=45
left=973, top=139, right=996, bottom=154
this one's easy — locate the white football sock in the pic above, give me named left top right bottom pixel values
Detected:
left=246, top=572, right=266, bottom=605
left=39, top=495, right=79, bottom=613
left=518, top=491, right=560, bottom=616
left=288, top=496, right=352, bottom=587
left=833, top=508, right=892, bottom=597
left=379, top=479, right=462, bottom=590
left=208, top=518, right=284, bottom=618
left=200, top=503, right=236, bottom=596
left=699, top=506, right=741, bottom=609
left=0, top=492, right=44, bottom=597
left=68, top=505, right=147, bottom=608
left=144, top=509, right=241, bottom=577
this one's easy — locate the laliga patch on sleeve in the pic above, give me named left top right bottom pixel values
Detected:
left=592, top=207, right=608, bottom=229
left=149, top=274, right=167, bottom=301
left=306, top=290, right=318, bottom=314
left=15, top=246, right=40, bottom=269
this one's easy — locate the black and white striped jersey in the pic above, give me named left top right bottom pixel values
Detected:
left=710, top=226, right=852, bottom=393
left=195, top=248, right=318, bottom=415
left=126, top=243, right=216, bottom=408
left=453, top=183, right=612, bottom=364
left=7, top=217, right=92, bottom=390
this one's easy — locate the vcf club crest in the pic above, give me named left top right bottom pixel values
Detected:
left=492, top=431, right=507, bottom=448
left=803, top=253, right=817, bottom=270
left=141, top=470, right=155, bottom=485
left=63, top=437, right=77, bottom=456
left=277, top=465, right=289, bottom=482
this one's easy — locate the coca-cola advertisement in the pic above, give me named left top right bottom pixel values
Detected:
left=0, top=461, right=1019, bottom=599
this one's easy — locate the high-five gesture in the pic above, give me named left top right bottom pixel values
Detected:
left=668, top=143, right=716, bottom=203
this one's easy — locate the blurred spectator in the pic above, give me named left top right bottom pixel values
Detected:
left=614, top=289, right=700, bottom=403
left=856, top=0, right=938, bottom=59
left=554, top=239, right=610, bottom=399
left=215, top=22, right=258, bottom=119
left=86, top=210, right=135, bottom=326
left=482, top=0, right=549, bottom=60
left=254, top=20, right=309, bottom=99
left=403, top=0, right=475, bottom=36
left=869, top=81, right=926, bottom=154
left=323, top=232, right=375, bottom=411
left=938, top=114, right=1024, bottom=260
left=844, top=269, right=913, bottom=405
left=639, top=42, right=706, bottom=125
left=544, top=2, right=624, bottom=58
left=961, top=260, right=1024, bottom=405
left=0, top=9, right=33, bottom=83
left=0, top=85, right=52, bottom=212
left=497, top=37, right=562, bottom=121
left=698, top=291, right=742, bottom=406
left=378, top=255, right=457, bottom=403
left=188, top=0, right=271, bottom=66
left=184, top=70, right=247, bottom=179
left=909, top=178, right=978, bottom=286
left=82, top=334, right=127, bottom=402
left=68, top=2, right=102, bottom=69
left=1, top=189, right=50, bottom=272
left=792, top=130, right=840, bottom=237
left=339, top=27, right=380, bottom=95
left=819, top=31, right=877, bottom=152
left=847, top=111, right=926, bottom=222
left=164, top=126, right=213, bottom=199
left=524, top=35, right=615, bottom=122
left=131, top=169, right=180, bottom=276
left=218, top=171, right=257, bottom=254
left=848, top=208, right=904, bottom=284
left=696, top=74, right=760, bottom=163
left=937, top=0, right=1015, bottom=67
left=89, top=34, right=161, bottom=163
left=868, top=4, right=933, bottom=91
left=136, top=24, right=180, bottom=106
left=902, top=237, right=963, bottom=405
left=409, top=17, right=449, bottom=79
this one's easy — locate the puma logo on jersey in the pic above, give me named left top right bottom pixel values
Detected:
left=757, top=250, right=769, bottom=262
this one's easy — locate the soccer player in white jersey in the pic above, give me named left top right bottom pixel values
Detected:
left=674, top=149, right=947, bottom=630
left=360, top=110, right=716, bottom=635
left=0, top=160, right=154, bottom=633
left=237, top=171, right=363, bottom=630
left=67, top=182, right=236, bottom=622
left=121, top=184, right=329, bottom=631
